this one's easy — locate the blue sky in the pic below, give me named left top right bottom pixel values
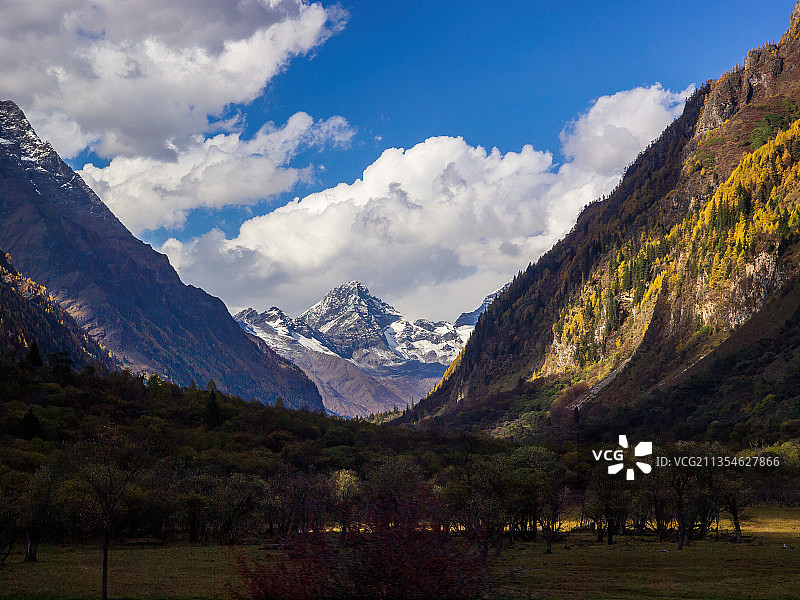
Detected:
left=0, top=1, right=794, bottom=318
left=256, top=0, right=790, bottom=189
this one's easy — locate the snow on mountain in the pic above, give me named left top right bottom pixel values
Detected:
left=454, top=284, right=510, bottom=327
left=234, top=281, right=476, bottom=416
left=235, top=306, right=338, bottom=362
left=298, top=281, right=469, bottom=367
left=384, top=318, right=472, bottom=365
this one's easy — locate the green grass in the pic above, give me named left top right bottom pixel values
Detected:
left=1, top=508, right=798, bottom=599
left=492, top=507, right=800, bottom=600
left=0, top=542, right=268, bottom=600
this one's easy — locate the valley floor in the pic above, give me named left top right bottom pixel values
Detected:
left=492, top=506, right=800, bottom=600
left=1, top=507, right=798, bottom=600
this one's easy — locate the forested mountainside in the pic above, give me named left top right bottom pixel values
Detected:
left=407, top=7, right=800, bottom=445
left=0, top=101, right=322, bottom=410
left=0, top=248, right=114, bottom=372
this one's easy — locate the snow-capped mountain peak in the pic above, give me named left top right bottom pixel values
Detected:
left=234, top=281, right=482, bottom=416
left=295, top=281, right=469, bottom=365
left=0, top=101, right=74, bottom=179
left=300, top=281, right=400, bottom=336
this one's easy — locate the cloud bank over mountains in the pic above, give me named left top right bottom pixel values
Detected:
left=0, top=0, right=693, bottom=320
left=163, top=84, right=693, bottom=320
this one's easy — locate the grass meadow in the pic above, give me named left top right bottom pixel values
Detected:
left=1, top=507, right=798, bottom=600
left=492, top=506, right=800, bottom=599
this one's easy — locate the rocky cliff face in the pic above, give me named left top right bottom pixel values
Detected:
left=696, top=45, right=784, bottom=135
left=0, top=101, right=322, bottom=410
left=236, top=282, right=474, bottom=416
left=696, top=0, right=800, bottom=138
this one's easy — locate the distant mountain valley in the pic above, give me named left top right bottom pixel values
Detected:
left=235, top=281, right=503, bottom=416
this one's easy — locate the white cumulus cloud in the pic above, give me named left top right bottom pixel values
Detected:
left=561, top=84, right=694, bottom=172
left=0, top=0, right=345, bottom=159
left=80, top=112, right=354, bottom=232
left=162, top=84, right=694, bottom=321
left=0, top=0, right=353, bottom=234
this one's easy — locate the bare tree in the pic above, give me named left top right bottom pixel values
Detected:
left=529, top=449, right=566, bottom=554
left=665, top=443, right=698, bottom=550
left=71, top=426, right=145, bottom=600
left=585, top=464, right=631, bottom=545
left=21, top=463, right=63, bottom=562
left=714, top=465, right=751, bottom=542
left=640, top=465, right=673, bottom=541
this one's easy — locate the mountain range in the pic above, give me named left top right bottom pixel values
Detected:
left=0, top=97, right=506, bottom=417
left=235, top=281, right=497, bottom=416
left=403, top=5, right=800, bottom=447
left=0, top=101, right=322, bottom=410
left=6, top=4, right=800, bottom=446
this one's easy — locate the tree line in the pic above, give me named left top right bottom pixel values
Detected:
left=0, top=348, right=797, bottom=599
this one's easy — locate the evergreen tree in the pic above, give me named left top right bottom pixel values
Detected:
left=25, top=341, right=43, bottom=369
left=19, top=408, right=42, bottom=440
left=205, top=394, right=224, bottom=429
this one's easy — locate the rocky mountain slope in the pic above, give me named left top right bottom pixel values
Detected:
left=236, top=281, right=480, bottom=416
left=0, top=101, right=322, bottom=410
left=0, top=247, right=114, bottom=371
left=405, top=3, right=800, bottom=447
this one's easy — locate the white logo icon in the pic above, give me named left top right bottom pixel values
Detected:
left=607, top=435, right=652, bottom=480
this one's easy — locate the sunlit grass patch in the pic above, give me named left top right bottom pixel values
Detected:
left=491, top=507, right=800, bottom=600
left=742, top=505, right=800, bottom=535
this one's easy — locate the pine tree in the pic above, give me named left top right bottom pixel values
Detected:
left=25, top=340, right=43, bottom=368
left=205, top=394, right=223, bottom=429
